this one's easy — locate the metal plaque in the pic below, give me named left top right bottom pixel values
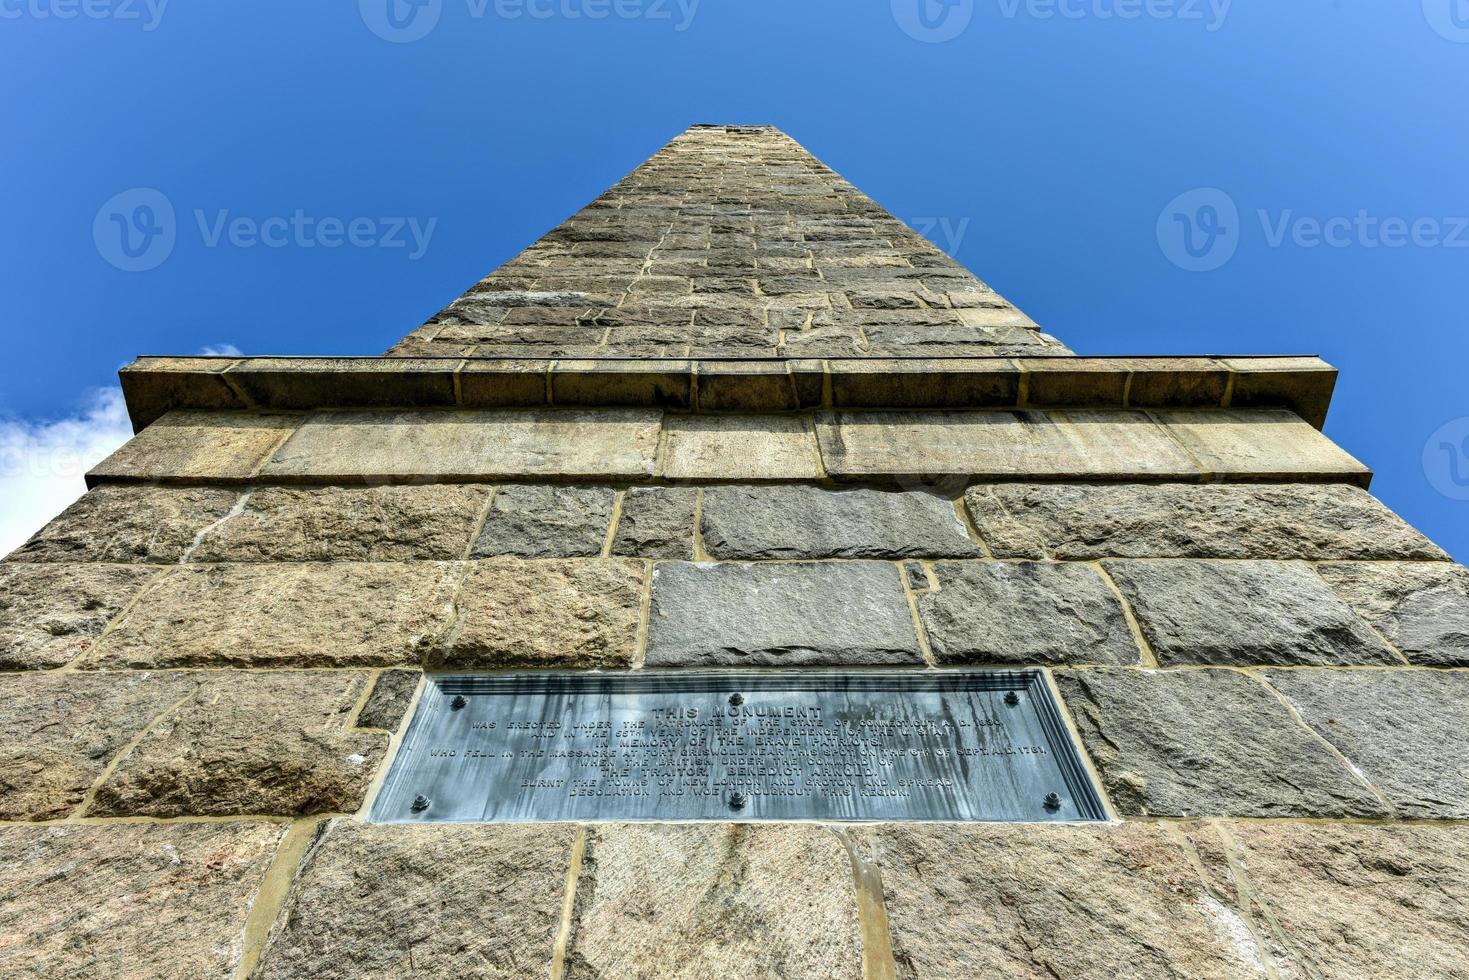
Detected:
left=371, top=671, right=1106, bottom=824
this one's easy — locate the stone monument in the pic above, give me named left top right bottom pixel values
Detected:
left=2, top=125, right=1467, bottom=977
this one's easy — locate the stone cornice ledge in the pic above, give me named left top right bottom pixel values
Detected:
left=118, top=355, right=1338, bottom=433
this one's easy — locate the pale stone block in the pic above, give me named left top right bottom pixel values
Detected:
left=1054, top=668, right=1386, bottom=818
left=0, top=823, right=284, bottom=979
left=0, top=563, right=162, bottom=670
left=661, top=415, right=824, bottom=480
left=568, top=825, right=862, bottom=979
left=87, top=671, right=383, bottom=818
left=7, top=484, right=240, bottom=563
left=84, top=562, right=460, bottom=669
left=1261, top=669, right=1469, bottom=819
left=261, top=409, right=662, bottom=482
left=0, top=672, right=199, bottom=820
left=1152, top=409, right=1370, bottom=484
left=815, top=410, right=1199, bottom=481
left=88, top=411, right=300, bottom=483
left=1188, top=822, right=1469, bottom=979
left=440, top=558, right=645, bottom=669
left=191, top=484, right=490, bottom=562
left=256, top=821, right=574, bottom=979
left=864, top=823, right=1274, bottom=979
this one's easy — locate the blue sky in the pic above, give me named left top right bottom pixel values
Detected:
left=2, top=1, right=1467, bottom=557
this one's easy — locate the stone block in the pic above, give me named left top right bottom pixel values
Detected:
left=863, top=823, right=1273, bottom=979
left=567, top=824, right=862, bottom=979
left=191, top=485, right=489, bottom=562
left=471, top=484, right=616, bottom=558
left=6, top=484, right=239, bottom=563
left=1188, top=822, right=1469, bottom=979
left=701, top=485, right=980, bottom=560
left=440, top=558, right=644, bottom=669
left=695, top=360, right=821, bottom=412
left=256, top=821, right=574, bottom=979
left=118, top=355, right=249, bottom=429
left=224, top=357, right=457, bottom=410
left=85, top=562, right=460, bottom=669
left=88, top=671, right=383, bottom=818
left=1316, top=561, right=1469, bottom=666
left=918, top=561, right=1140, bottom=666
left=1103, top=560, right=1400, bottom=667
left=0, top=822, right=284, bottom=979
left=610, top=486, right=696, bottom=559
left=0, top=671, right=198, bottom=820
left=261, top=409, right=662, bottom=482
left=815, top=410, right=1199, bottom=481
left=1152, top=409, right=1371, bottom=485
left=88, top=411, right=300, bottom=483
left=1054, top=668, right=1386, bottom=818
left=1261, top=669, right=1469, bottom=819
left=456, top=359, right=551, bottom=407
left=1223, top=356, right=1337, bottom=429
left=356, top=670, right=421, bottom=731
left=644, top=561, right=923, bottom=667
left=552, top=359, right=693, bottom=408
left=827, top=359, right=1019, bottom=409
left=0, top=563, right=161, bottom=670
left=661, top=415, right=824, bottom=480
left=963, top=483, right=1445, bottom=560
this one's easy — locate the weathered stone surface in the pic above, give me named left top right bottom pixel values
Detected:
left=964, top=482, right=1445, bottom=560
left=917, top=562, right=1140, bottom=666
left=1153, top=409, right=1370, bottom=484
left=356, top=670, right=420, bottom=731
left=441, top=558, right=644, bottom=669
left=261, top=409, right=662, bottom=481
left=1189, top=822, right=1469, bottom=980
left=88, top=671, right=383, bottom=818
left=1261, top=669, right=1469, bottom=819
left=192, top=484, right=488, bottom=561
left=610, top=486, right=696, bottom=559
left=85, top=562, right=459, bottom=669
left=700, top=485, right=980, bottom=560
left=645, top=561, right=923, bottom=666
left=815, top=410, right=1199, bottom=481
left=0, top=563, right=160, bottom=670
left=6, top=484, right=239, bottom=563
left=567, top=824, right=862, bottom=980
left=256, top=821, right=574, bottom=979
left=471, top=484, right=615, bottom=558
left=89, top=410, right=299, bottom=482
left=0, top=822, right=284, bottom=979
left=864, top=823, right=1272, bottom=979
left=661, top=415, right=823, bottom=480
left=1054, top=669, right=1386, bottom=818
left=1316, top=561, right=1469, bottom=666
left=0, top=671, right=197, bottom=820
left=1104, top=560, right=1399, bottom=667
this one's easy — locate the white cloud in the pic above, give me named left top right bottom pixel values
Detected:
left=199, top=343, right=243, bottom=357
left=0, top=388, right=134, bottom=557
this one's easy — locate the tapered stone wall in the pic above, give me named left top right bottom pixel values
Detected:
left=3, top=127, right=1467, bottom=978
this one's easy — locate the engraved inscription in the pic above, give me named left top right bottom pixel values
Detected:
left=371, top=672, right=1106, bottom=824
